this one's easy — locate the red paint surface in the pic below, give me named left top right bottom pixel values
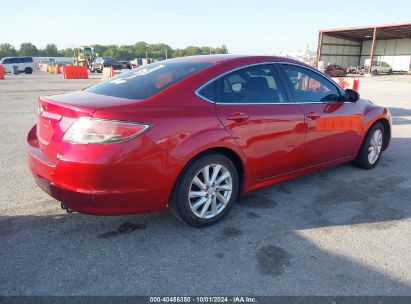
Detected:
left=27, top=55, right=391, bottom=215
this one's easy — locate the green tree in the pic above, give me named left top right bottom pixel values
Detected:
left=104, top=44, right=120, bottom=58
left=133, top=41, right=149, bottom=58
left=172, top=48, right=185, bottom=58
left=90, top=44, right=107, bottom=57
left=119, top=45, right=135, bottom=60
left=42, top=43, right=59, bottom=57
left=149, top=43, right=172, bottom=59
left=184, top=46, right=201, bottom=56
left=0, top=43, right=17, bottom=58
left=1, top=42, right=229, bottom=60
left=62, top=48, right=75, bottom=57
left=215, top=45, right=228, bottom=54
left=18, top=43, right=39, bottom=56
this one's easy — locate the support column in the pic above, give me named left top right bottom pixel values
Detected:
left=316, top=31, right=323, bottom=68
left=368, top=27, right=377, bottom=74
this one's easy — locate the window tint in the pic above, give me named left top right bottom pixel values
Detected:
left=198, top=82, right=214, bottom=101
left=282, top=64, right=340, bottom=102
left=2, top=58, right=10, bottom=64
left=212, top=65, right=286, bottom=104
left=86, top=61, right=211, bottom=99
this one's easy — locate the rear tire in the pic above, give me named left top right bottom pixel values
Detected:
left=353, top=122, right=384, bottom=169
left=170, top=153, right=239, bottom=227
left=24, top=67, right=33, bottom=74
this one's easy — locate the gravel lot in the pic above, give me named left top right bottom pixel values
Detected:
left=0, top=72, right=410, bottom=295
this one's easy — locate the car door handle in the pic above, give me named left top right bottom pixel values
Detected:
left=306, top=112, right=321, bottom=120
left=227, top=112, right=249, bottom=123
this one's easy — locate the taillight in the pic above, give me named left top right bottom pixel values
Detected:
left=63, top=117, right=150, bottom=144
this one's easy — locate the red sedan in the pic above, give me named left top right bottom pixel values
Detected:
left=323, top=64, right=347, bottom=77
left=27, top=55, right=391, bottom=227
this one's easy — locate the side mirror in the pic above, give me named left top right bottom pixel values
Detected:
left=231, top=82, right=243, bottom=93
left=344, top=89, right=360, bottom=102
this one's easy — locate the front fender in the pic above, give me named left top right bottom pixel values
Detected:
left=359, top=99, right=392, bottom=149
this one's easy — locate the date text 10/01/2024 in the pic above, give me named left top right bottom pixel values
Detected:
left=149, top=296, right=257, bottom=303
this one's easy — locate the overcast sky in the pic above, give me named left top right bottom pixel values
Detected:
left=1, top=0, right=410, bottom=54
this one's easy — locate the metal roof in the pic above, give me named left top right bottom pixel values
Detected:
left=320, top=22, right=411, bottom=41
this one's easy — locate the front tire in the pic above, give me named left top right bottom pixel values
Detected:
left=170, top=153, right=239, bottom=227
left=353, top=122, right=384, bottom=169
left=25, top=67, right=33, bottom=74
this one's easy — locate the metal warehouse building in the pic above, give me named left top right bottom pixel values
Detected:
left=317, top=22, right=411, bottom=73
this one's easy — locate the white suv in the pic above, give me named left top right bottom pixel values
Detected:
left=0, top=57, right=35, bottom=74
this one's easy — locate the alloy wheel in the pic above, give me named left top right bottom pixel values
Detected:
left=368, top=129, right=383, bottom=165
left=188, top=164, right=233, bottom=219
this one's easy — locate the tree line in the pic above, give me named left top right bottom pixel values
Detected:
left=0, top=42, right=228, bottom=60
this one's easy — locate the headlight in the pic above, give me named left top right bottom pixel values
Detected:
left=63, top=117, right=150, bottom=144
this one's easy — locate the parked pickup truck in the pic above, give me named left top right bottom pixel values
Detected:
left=364, top=59, right=393, bottom=75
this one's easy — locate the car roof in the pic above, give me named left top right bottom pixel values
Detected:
left=169, top=54, right=307, bottom=66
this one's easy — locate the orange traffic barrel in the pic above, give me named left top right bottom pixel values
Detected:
left=0, top=65, right=4, bottom=80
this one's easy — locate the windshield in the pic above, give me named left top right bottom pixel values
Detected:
left=83, top=48, right=93, bottom=55
left=86, top=61, right=212, bottom=99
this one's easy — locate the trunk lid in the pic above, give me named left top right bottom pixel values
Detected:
left=36, top=91, right=139, bottom=157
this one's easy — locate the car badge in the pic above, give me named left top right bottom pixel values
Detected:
left=38, top=105, right=45, bottom=115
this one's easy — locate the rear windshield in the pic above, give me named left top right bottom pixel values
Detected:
left=86, top=61, right=212, bottom=99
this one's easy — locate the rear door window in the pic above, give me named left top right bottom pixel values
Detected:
left=86, top=61, right=211, bottom=99
left=198, top=64, right=287, bottom=104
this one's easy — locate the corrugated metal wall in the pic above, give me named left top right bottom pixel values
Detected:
left=320, top=35, right=411, bottom=71
left=320, top=35, right=361, bottom=68
left=360, top=39, right=411, bottom=71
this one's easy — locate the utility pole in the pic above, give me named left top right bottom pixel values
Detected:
left=166, top=49, right=168, bottom=59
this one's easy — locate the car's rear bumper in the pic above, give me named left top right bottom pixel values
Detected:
left=31, top=173, right=166, bottom=215
left=27, top=125, right=182, bottom=215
